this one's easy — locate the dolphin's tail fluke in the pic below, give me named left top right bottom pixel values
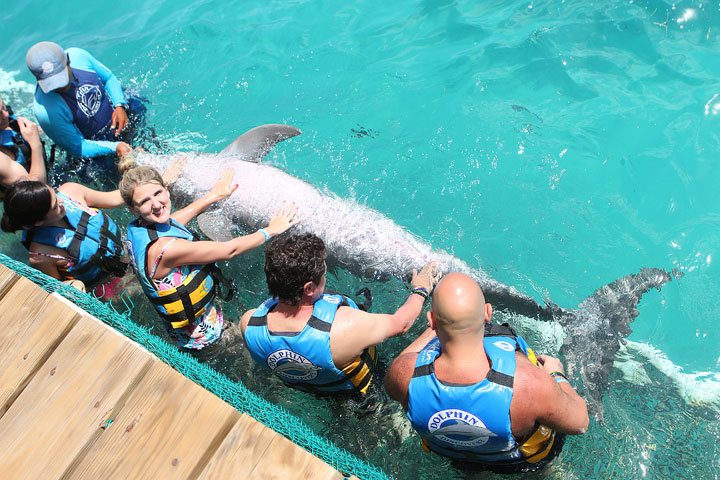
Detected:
left=583, top=268, right=674, bottom=337
left=557, top=268, right=675, bottom=423
left=218, top=124, right=301, bottom=162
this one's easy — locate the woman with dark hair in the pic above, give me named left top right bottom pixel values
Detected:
left=118, top=155, right=298, bottom=351
left=1, top=180, right=127, bottom=293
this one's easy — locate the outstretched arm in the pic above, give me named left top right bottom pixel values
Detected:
left=170, top=168, right=237, bottom=226
left=531, top=355, right=589, bottom=435
left=330, top=263, right=441, bottom=367
left=33, top=93, right=119, bottom=157
left=58, top=182, right=123, bottom=210
left=157, top=202, right=299, bottom=270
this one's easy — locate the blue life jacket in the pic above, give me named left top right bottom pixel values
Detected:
left=125, top=218, right=234, bottom=329
left=0, top=105, right=32, bottom=172
left=22, top=192, right=127, bottom=288
left=407, top=323, right=559, bottom=468
left=245, top=294, right=378, bottom=394
left=57, top=67, right=115, bottom=140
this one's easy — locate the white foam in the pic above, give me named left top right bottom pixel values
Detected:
left=0, top=69, right=34, bottom=93
left=617, top=340, right=720, bottom=410
left=510, top=314, right=720, bottom=411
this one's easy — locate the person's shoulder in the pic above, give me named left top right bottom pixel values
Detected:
left=67, top=48, right=101, bottom=71
left=334, top=303, right=372, bottom=328
left=512, top=357, right=555, bottom=409
left=240, top=308, right=257, bottom=334
left=66, top=47, right=92, bottom=59
left=0, top=146, right=15, bottom=165
left=385, top=351, right=419, bottom=407
left=32, top=88, right=64, bottom=118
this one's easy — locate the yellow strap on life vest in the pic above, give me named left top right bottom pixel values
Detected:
left=520, top=424, right=555, bottom=463
left=526, top=347, right=539, bottom=366
left=155, top=269, right=213, bottom=328
left=519, top=348, right=557, bottom=462
left=340, top=345, right=378, bottom=394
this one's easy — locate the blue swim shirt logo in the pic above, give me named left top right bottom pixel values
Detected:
left=427, top=409, right=496, bottom=448
left=76, top=84, right=103, bottom=118
left=267, top=349, right=321, bottom=381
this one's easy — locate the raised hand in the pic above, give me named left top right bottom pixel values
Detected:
left=536, top=354, right=565, bottom=375
left=209, top=168, right=238, bottom=202
left=111, top=106, right=129, bottom=135
left=116, top=142, right=132, bottom=157
left=162, top=156, right=187, bottom=185
left=266, top=201, right=300, bottom=236
left=16, top=117, right=42, bottom=149
left=411, top=261, right=442, bottom=294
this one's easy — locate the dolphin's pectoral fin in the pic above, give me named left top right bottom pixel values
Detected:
left=559, top=267, right=674, bottom=424
left=217, top=124, right=302, bottom=162
left=197, top=210, right=234, bottom=242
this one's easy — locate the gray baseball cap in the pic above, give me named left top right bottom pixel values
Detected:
left=26, top=42, right=70, bottom=93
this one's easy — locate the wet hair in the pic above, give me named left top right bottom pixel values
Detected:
left=1, top=181, right=51, bottom=232
left=117, top=155, right=165, bottom=207
left=264, top=233, right=326, bottom=306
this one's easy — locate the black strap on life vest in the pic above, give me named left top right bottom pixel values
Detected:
left=485, top=322, right=518, bottom=338
left=146, top=223, right=235, bottom=325
left=183, top=226, right=235, bottom=301
left=147, top=262, right=218, bottom=324
left=354, top=287, right=372, bottom=311
left=66, top=211, right=128, bottom=285
left=289, top=347, right=376, bottom=393
left=4, top=108, right=32, bottom=163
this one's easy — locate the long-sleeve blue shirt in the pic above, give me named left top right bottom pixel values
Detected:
left=32, top=48, right=126, bottom=158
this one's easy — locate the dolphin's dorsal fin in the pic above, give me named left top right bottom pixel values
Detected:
left=218, top=124, right=301, bottom=162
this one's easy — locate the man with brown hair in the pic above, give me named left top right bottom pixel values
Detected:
left=385, top=272, right=588, bottom=473
left=241, top=233, right=441, bottom=395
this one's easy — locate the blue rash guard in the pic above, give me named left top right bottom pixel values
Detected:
left=32, top=48, right=126, bottom=158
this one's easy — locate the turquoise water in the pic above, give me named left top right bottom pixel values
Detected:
left=3, top=0, right=720, bottom=477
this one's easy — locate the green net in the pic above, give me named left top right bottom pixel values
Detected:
left=0, top=253, right=389, bottom=480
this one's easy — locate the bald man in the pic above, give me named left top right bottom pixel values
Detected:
left=385, top=273, right=588, bottom=473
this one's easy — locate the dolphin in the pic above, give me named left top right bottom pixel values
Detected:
left=131, top=124, right=675, bottom=423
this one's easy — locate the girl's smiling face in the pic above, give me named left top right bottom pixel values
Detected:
left=130, top=181, right=171, bottom=224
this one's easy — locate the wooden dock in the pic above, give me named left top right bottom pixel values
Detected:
left=0, top=265, right=347, bottom=479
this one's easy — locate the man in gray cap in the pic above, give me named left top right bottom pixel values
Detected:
left=26, top=41, right=131, bottom=159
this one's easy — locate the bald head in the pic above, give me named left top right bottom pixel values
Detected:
left=431, top=273, right=489, bottom=333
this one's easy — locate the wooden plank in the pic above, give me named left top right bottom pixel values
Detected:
left=68, top=360, right=242, bottom=479
left=0, top=276, right=50, bottom=331
left=0, top=265, right=20, bottom=299
left=0, top=315, right=153, bottom=480
left=247, top=432, right=344, bottom=480
left=0, top=291, right=82, bottom=417
left=197, top=414, right=282, bottom=479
